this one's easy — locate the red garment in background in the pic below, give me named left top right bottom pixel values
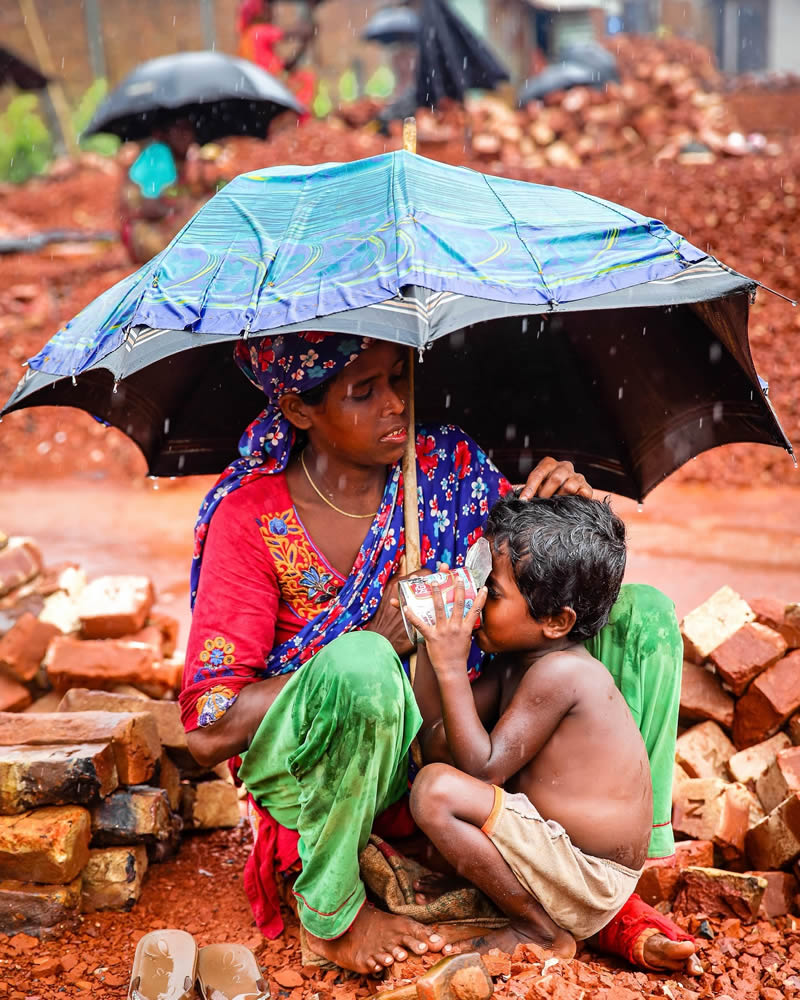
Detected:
left=238, top=22, right=285, bottom=76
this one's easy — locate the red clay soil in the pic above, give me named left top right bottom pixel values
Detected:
left=0, top=119, right=799, bottom=490
left=3, top=823, right=799, bottom=1000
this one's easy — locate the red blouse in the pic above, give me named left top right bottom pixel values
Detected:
left=180, top=473, right=347, bottom=732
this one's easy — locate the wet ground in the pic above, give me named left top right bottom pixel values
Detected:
left=0, top=477, right=797, bottom=641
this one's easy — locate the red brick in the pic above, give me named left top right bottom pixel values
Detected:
left=679, top=660, right=735, bottom=730
left=673, top=866, right=766, bottom=922
left=45, top=635, right=179, bottom=698
left=80, top=846, right=148, bottom=912
left=77, top=576, right=154, bottom=639
left=672, top=778, right=750, bottom=855
left=709, top=622, right=787, bottom=696
left=0, top=541, right=42, bottom=599
left=0, top=674, right=31, bottom=713
left=636, top=861, right=680, bottom=906
left=0, top=612, right=60, bottom=683
left=756, top=747, right=800, bottom=813
left=127, top=625, right=163, bottom=657
left=0, top=876, right=82, bottom=935
left=750, top=597, right=800, bottom=649
left=744, top=870, right=797, bottom=918
left=733, top=650, right=800, bottom=748
left=681, top=587, right=754, bottom=664
left=57, top=689, right=186, bottom=750
left=676, top=721, right=736, bottom=779
left=746, top=793, right=800, bottom=870
left=0, top=711, right=161, bottom=785
left=147, top=612, right=179, bottom=658
left=728, top=733, right=792, bottom=786
left=0, top=805, right=91, bottom=883
left=674, top=839, right=715, bottom=869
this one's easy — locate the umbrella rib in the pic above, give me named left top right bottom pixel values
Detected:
left=478, top=173, right=556, bottom=305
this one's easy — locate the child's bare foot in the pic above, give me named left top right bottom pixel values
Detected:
left=455, top=922, right=576, bottom=962
left=413, top=873, right=470, bottom=905
left=305, top=904, right=451, bottom=976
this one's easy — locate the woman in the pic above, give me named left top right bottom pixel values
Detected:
left=180, top=332, right=697, bottom=975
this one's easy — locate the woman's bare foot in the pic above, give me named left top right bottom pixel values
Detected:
left=455, top=921, right=576, bottom=962
left=642, top=935, right=702, bottom=975
left=305, top=904, right=451, bottom=976
left=413, top=873, right=470, bottom=905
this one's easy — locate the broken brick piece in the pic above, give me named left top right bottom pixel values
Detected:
left=0, top=540, right=42, bottom=600
left=673, top=866, right=766, bottom=922
left=709, top=622, right=787, bottom=696
left=181, top=779, right=240, bottom=830
left=0, top=612, right=60, bottom=683
left=733, top=650, right=800, bottom=748
left=0, top=674, right=31, bottom=713
left=57, top=689, right=186, bottom=750
left=680, top=587, right=754, bottom=665
left=756, top=746, right=800, bottom=813
left=0, top=742, right=118, bottom=814
left=746, top=793, right=800, bottom=870
left=45, top=635, right=179, bottom=698
left=77, top=576, right=154, bottom=640
left=0, top=711, right=161, bottom=785
left=0, top=876, right=82, bottom=935
left=728, top=732, right=791, bottom=786
left=675, top=721, right=736, bottom=779
left=636, top=861, right=681, bottom=906
left=0, top=805, right=90, bottom=883
left=750, top=597, right=800, bottom=650
left=679, top=660, right=735, bottom=730
left=672, top=777, right=750, bottom=855
left=81, top=845, right=148, bottom=912
left=744, top=870, right=798, bottom=919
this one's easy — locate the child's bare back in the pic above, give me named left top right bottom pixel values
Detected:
left=490, top=645, right=652, bottom=869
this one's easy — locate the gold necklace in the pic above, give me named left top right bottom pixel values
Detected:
left=300, top=449, right=377, bottom=519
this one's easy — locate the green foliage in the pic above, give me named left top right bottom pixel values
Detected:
left=0, top=94, right=53, bottom=184
left=312, top=80, right=333, bottom=118
left=73, top=78, right=120, bottom=156
left=338, top=69, right=359, bottom=104
left=364, top=65, right=396, bottom=99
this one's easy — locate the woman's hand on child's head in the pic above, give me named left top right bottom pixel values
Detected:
left=403, top=578, right=487, bottom=677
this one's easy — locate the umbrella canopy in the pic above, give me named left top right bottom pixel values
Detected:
left=519, top=62, right=605, bottom=105
left=3, top=151, right=792, bottom=499
left=560, top=42, right=619, bottom=82
left=83, top=51, right=304, bottom=144
left=362, top=6, right=420, bottom=45
left=0, top=46, right=49, bottom=91
left=415, top=0, right=508, bottom=107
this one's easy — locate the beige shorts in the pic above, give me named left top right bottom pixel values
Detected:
left=481, top=786, right=641, bottom=940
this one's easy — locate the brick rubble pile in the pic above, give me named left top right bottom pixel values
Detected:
left=645, top=588, right=800, bottom=926
left=0, top=531, right=240, bottom=937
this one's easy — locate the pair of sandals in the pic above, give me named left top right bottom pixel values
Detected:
left=129, top=929, right=269, bottom=1000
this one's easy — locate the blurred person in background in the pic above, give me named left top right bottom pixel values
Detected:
left=237, top=0, right=316, bottom=115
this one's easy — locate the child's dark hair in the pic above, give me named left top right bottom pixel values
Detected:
left=484, top=492, right=626, bottom=642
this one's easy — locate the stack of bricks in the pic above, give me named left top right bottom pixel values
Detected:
left=644, top=586, right=800, bottom=925
left=0, top=533, right=241, bottom=936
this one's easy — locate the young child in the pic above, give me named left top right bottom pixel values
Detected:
left=405, top=493, right=652, bottom=959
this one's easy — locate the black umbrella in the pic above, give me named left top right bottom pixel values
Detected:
left=4, top=261, right=791, bottom=499
left=83, top=51, right=304, bottom=144
left=415, top=0, right=508, bottom=108
left=0, top=46, right=49, bottom=91
left=362, top=6, right=420, bottom=45
left=560, top=42, right=619, bottom=82
left=518, top=62, right=604, bottom=105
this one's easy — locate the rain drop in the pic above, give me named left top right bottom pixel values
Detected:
left=709, top=343, right=722, bottom=363
left=505, top=424, right=516, bottom=441
left=164, top=418, right=171, bottom=434
left=521, top=318, right=528, bottom=333
left=444, top=394, right=451, bottom=408
left=112, top=380, right=120, bottom=394
left=713, top=402, right=724, bottom=423
left=637, top=503, right=643, bottom=513
left=71, top=375, right=77, bottom=386
left=178, top=455, right=186, bottom=471
left=618, top=387, right=624, bottom=400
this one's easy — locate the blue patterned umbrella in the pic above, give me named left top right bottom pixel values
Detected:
left=2, top=150, right=792, bottom=498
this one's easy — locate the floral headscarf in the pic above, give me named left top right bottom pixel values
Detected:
left=191, top=331, right=373, bottom=604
